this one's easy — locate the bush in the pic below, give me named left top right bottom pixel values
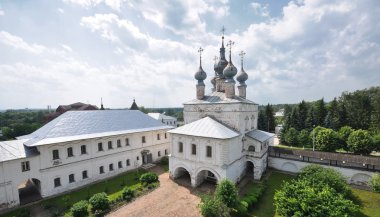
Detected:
left=347, top=130, right=374, bottom=155
left=373, top=134, right=380, bottom=152
left=231, top=201, right=248, bottom=217
left=241, top=184, right=266, bottom=209
left=140, top=172, right=159, bottom=186
left=297, top=129, right=311, bottom=147
left=159, top=156, right=169, bottom=165
left=199, top=195, right=230, bottom=217
left=284, top=128, right=298, bottom=146
left=215, top=179, right=239, bottom=208
left=70, top=200, right=89, bottom=217
left=315, top=128, right=339, bottom=152
left=89, top=192, right=110, bottom=212
left=122, top=187, right=135, bottom=202
left=338, top=126, right=354, bottom=150
left=370, top=173, right=380, bottom=193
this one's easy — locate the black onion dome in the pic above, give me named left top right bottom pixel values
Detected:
left=194, top=66, right=207, bottom=82
left=223, top=61, right=237, bottom=81
left=236, top=67, right=248, bottom=84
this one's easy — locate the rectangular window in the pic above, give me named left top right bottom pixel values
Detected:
left=165, top=133, right=167, bottom=139
left=99, top=166, right=104, bottom=174
left=126, top=138, right=130, bottom=146
left=158, top=151, right=161, bottom=157
left=108, top=141, right=113, bottom=149
left=82, top=170, right=88, bottom=179
left=109, top=163, right=114, bottom=171
left=98, top=142, right=103, bottom=151
left=206, top=146, right=212, bottom=158
left=178, top=142, right=183, bottom=153
left=157, top=134, right=160, bottom=140
left=118, top=161, right=122, bottom=169
left=192, top=144, right=196, bottom=155
left=81, top=145, right=87, bottom=154
left=117, top=139, right=121, bottom=148
left=54, top=178, right=61, bottom=187
left=67, top=147, right=73, bottom=157
left=142, top=136, right=146, bottom=143
left=69, top=174, right=75, bottom=183
left=21, top=161, right=30, bottom=172
left=52, top=149, right=59, bottom=160
left=165, top=149, right=168, bottom=155
left=137, top=156, right=139, bottom=160
left=126, top=159, right=130, bottom=166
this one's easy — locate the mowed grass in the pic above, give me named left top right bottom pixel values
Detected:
left=250, top=171, right=295, bottom=217
left=249, top=171, right=380, bottom=217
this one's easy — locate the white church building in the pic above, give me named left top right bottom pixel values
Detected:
left=169, top=37, right=274, bottom=187
left=0, top=110, right=172, bottom=210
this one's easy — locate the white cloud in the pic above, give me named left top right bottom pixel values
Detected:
left=0, top=31, right=46, bottom=54
left=0, top=10, right=4, bottom=16
left=63, top=0, right=123, bottom=11
left=251, top=2, right=270, bottom=17
left=61, top=44, right=73, bottom=52
left=58, top=8, right=64, bottom=14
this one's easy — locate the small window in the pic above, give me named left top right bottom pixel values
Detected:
left=126, top=159, right=130, bottom=166
left=248, top=145, right=255, bottom=152
left=157, top=134, right=160, bottom=140
left=108, top=141, right=113, bottom=149
left=81, top=145, right=87, bottom=154
left=54, top=178, right=61, bottom=187
left=109, top=163, right=114, bottom=171
left=126, top=138, right=130, bottom=146
left=137, top=156, right=139, bottom=160
left=67, top=147, right=73, bottom=157
left=142, top=136, right=146, bottom=143
left=192, top=144, right=196, bottom=155
left=165, top=133, right=167, bottom=139
left=165, top=149, right=168, bottom=155
left=99, top=166, right=104, bottom=174
left=21, top=161, right=30, bottom=172
left=118, top=161, right=122, bottom=169
left=117, top=139, right=121, bottom=148
left=206, top=146, right=212, bottom=158
left=98, top=142, right=103, bottom=151
left=69, top=174, right=75, bottom=183
left=52, top=149, right=59, bottom=160
left=158, top=151, right=161, bottom=157
left=178, top=142, right=183, bottom=153
left=82, top=170, right=88, bottom=179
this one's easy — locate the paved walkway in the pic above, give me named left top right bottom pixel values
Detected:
left=107, top=167, right=203, bottom=217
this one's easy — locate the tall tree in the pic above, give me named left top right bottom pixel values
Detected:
left=265, top=104, right=276, bottom=132
left=314, top=98, right=327, bottom=127
left=297, top=100, right=308, bottom=130
left=257, top=110, right=267, bottom=131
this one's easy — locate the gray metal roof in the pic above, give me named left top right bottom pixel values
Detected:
left=168, top=116, right=240, bottom=139
left=184, top=91, right=257, bottom=105
left=148, top=113, right=177, bottom=121
left=19, top=110, right=172, bottom=146
left=0, top=139, right=39, bottom=162
left=246, top=129, right=274, bottom=142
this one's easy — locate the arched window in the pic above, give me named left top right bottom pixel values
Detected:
left=248, top=145, right=255, bottom=152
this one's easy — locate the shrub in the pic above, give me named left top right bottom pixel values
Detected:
left=315, top=128, right=339, bottom=152
left=140, top=172, right=159, bottom=186
left=199, top=195, right=230, bottom=217
left=370, top=173, right=380, bottom=193
left=70, top=200, right=89, bottom=217
left=231, top=201, right=248, bottom=217
left=122, top=187, right=135, bottom=202
left=338, top=126, right=354, bottom=150
left=297, top=129, right=311, bottom=147
left=159, top=156, right=169, bottom=165
left=215, top=179, right=239, bottom=208
left=347, top=130, right=374, bottom=155
left=89, top=192, right=110, bottom=212
left=284, top=128, right=298, bottom=146
left=241, top=183, right=266, bottom=208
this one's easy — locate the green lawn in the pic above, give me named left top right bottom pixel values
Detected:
left=250, top=171, right=295, bottom=217
left=248, top=171, right=380, bottom=217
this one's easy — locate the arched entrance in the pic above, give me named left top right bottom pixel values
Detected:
left=245, top=161, right=254, bottom=178
left=174, top=167, right=192, bottom=187
left=18, top=178, right=42, bottom=205
left=196, top=170, right=218, bottom=186
left=141, top=150, right=152, bottom=165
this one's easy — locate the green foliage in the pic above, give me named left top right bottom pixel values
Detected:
left=241, top=183, right=266, bottom=209
left=369, top=173, right=380, bottom=193
left=297, top=129, right=311, bottom=147
left=374, top=134, right=380, bottom=152
left=284, top=127, right=298, bottom=146
left=215, top=179, right=239, bottom=208
left=122, top=187, right=135, bottom=202
left=139, top=172, right=159, bottom=186
left=274, top=178, right=359, bottom=217
left=199, top=195, right=231, bottom=217
left=159, top=156, right=169, bottom=165
left=4, top=208, right=30, bottom=217
left=231, top=201, right=248, bottom=217
left=338, top=126, right=354, bottom=150
left=89, top=192, right=110, bottom=212
left=70, top=200, right=89, bottom=217
left=347, top=130, right=374, bottom=155
left=315, top=128, right=339, bottom=152
left=258, top=104, right=276, bottom=132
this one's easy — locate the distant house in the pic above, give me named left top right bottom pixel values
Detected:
left=274, top=108, right=285, bottom=117
left=148, top=113, right=178, bottom=127
left=45, top=102, right=98, bottom=122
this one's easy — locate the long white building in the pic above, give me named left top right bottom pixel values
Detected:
left=168, top=37, right=274, bottom=187
left=0, top=110, right=172, bottom=210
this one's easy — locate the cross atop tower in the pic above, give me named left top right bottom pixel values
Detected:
left=239, top=50, right=246, bottom=67
left=198, top=47, right=204, bottom=66
left=220, top=26, right=226, bottom=37
left=226, top=40, right=234, bottom=61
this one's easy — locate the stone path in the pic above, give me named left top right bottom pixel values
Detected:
left=107, top=167, right=203, bottom=217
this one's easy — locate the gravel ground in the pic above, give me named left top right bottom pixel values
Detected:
left=107, top=167, right=202, bottom=217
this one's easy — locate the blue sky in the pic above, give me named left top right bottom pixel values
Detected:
left=0, top=0, right=379, bottom=109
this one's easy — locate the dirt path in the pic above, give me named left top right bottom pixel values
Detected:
left=107, top=167, right=202, bottom=217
